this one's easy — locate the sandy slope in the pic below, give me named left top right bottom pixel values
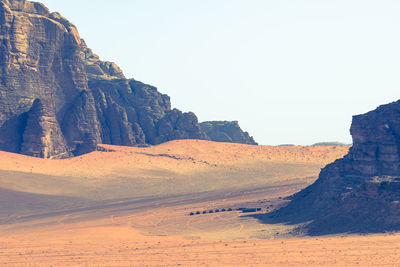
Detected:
left=0, top=140, right=348, bottom=201
left=0, top=140, right=348, bottom=178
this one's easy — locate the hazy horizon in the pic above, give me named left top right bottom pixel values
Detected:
left=39, top=0, right=400, bottom=145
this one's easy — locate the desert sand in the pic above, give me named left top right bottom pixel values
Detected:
left=0, top=140, right=348, bottom=200
left=1, top=188, right=399, bottom=267
left=3, top=141, right=395, bottom=266
left=2, top=225, right=400, bottom=266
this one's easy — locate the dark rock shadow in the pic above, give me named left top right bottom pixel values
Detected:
left=247, top=194, right=400, bottom=236
left=0, top=113, right=28, bottom=153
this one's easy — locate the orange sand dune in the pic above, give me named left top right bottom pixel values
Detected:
left=0, top=140, right=348, bottom=200
left=0, top=140, right=348, bottom=178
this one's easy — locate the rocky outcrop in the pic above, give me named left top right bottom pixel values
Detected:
left=20, top=99, right=71, bottom=159
left=200, top=121, right=257, bottom=145
left=270, top=100, right=400, bottom=235
left=87, top=71, right=206, bottom=146
left=0, top=0, right=207, bottom=158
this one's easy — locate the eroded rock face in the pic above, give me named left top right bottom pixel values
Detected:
left=0, top=0, right=89, bottom=156
left=0, top=0, right=207, bottom=157
left=87, top=77, right=206, bottom=146
left=20, top=99, right=71, bottom=159
left=272, top=100, right=400, bottom=235
left=200, top=121, right=258, bottom=145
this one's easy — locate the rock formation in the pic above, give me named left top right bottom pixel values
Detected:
left=270, top=100, right=400, bottom=235
left=200, top=121, right=258, bottom=145
left=0, top=0, right=208, bottom=158
left=20, top=99, right=71, bottom=159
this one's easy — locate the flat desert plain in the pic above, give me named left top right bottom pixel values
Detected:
left=0, top=140, right=397, bottom=266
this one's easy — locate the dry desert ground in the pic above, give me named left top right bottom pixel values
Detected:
left=0, top=140, right=397, bottom=266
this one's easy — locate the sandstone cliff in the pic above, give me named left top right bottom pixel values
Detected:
left=269, top=100, right=400, bottom=235
left=0, top=0, right=207, bottom=158
left=200, top=121, right=258, bottom=145
left=20, top=98, right=71, bottom=159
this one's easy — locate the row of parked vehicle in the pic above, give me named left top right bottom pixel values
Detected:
left=189, top=208, right=233, bottom=216
left=188, top=207, right=263, bottom=216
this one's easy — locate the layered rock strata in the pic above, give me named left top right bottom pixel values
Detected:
left=272, top=101, right=400, bottom=234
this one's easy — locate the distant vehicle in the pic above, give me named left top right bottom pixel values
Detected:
left=215, top=209, right=220, bottom=213
left=203, top=211, right=207, bottom=214
left=189, top=212, right=194, bottom=216
left=196, top=211, right=201, bottom=215
left=209, top=210, right=213, bottom=213
left=228, top=208, right=233, bottom=211
left=221, top=208, right=226, bottom=212
left=241, top=208, right=257, bottom=213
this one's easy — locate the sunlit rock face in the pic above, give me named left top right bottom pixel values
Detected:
left=273, top=100, right=400, bottom=235
left=0, top=0, right=206, bottom=158
left=349, top=103, right=400, bottom=176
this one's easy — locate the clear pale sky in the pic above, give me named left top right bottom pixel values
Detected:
left=39, top=0, right=400, bottom=145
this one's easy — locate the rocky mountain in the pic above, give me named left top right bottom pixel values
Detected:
left=268, top=100, right=400, bottom=235
left=200, top=121, right=258, bottom=145
left=0, top=0, right=212, bottom=158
